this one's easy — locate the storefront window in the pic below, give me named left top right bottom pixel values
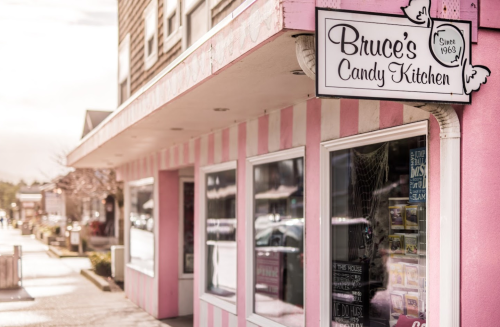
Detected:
left=129, top=179, right=154, bottom=275
left=205, top=169, right=237, bottom=304
left=330, top=136, right=427, bottom=327
left=253, top=157, right=304, bottom=327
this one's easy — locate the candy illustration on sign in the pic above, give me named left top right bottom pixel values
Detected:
left=402, top=0, right=491, bottom=94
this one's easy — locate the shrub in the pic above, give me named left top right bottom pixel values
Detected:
left=89, top=252, right=112, bottom=277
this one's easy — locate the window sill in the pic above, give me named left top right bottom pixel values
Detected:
left=164, top=27, right=182, bottom=53
left=144, top=51, right=158, bottom=71
left=247, top=314, right=292, bottom=327
left=199, top=293, right=236, bottom=315
left=126, top=263, right=155, bottom=278
left=179, top=273, right=194, bottom=280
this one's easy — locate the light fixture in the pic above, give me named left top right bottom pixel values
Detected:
left=213, top=108, right=230, bottom=112
left=170, top=127, right=183, bottom=131
left=291, top=70, right=306, bottom=75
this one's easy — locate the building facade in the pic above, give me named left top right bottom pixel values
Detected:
left=68, top=0, right=500, bottom=326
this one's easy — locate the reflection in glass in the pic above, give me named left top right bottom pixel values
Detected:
left=330, top=136, right=427, bottom=327
left=206, top=169, right=237, bottom=304
left=253, top=158, right=304, bottom=327
left=129, top=182, right=154, bottom=274
left=183, top=182, right=195, bottom=274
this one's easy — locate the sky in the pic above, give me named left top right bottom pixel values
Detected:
left=0, top=0, right=118, bottom=184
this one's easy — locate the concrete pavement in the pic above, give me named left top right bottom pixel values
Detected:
left=0, top=227, right=187, bottom=327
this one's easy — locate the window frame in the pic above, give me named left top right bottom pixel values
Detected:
left=118, top=33, right=131, bottom=105
left=199, top=160, right=238, bottom=314
left=183, top=0, right=209, bottom=49
left=163, top=0, right=183, bottom=52
left=179, top=176, right=195, bottom=279
left=127, top=177, right=156, bottom=277
left=245, top=146, right=306, bottom=327
left=144, top=0, right=159, bottom=70
left=318, top=121, right=430, bottom=326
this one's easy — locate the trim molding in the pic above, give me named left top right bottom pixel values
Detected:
left=245, top=147, right=306, bottom=327
left=198, top=161, right=238, bottom=315
left=319, top=121, right=429, bottom=326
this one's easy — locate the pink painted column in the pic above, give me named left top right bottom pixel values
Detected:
left=158, top=170, right=180, bottom=318
left=237, top=122, right=247, bottom=326
left=208, top=134, right=215, bottom=165
left=305, top=98, right=321, bottom=326
left=461, top=29, right=500, bottom=327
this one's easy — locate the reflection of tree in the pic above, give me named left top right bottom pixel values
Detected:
left=55, top=168, right=122, bottom=223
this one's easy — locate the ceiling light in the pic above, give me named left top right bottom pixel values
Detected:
left=171, top=127, right=183, bottom=131
left=213, top=108, right=230, bottom=112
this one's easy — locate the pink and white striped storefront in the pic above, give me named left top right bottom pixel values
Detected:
left=67, top=0, right=500, bottom=326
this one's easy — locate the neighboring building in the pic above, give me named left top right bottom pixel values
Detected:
left=40, top=183, right=66, bottom=218
left=16, top=187, right=42, bottom=222
left=81, top=110, right=112, bottom=139
left=67, top=1, right=500, bottom=327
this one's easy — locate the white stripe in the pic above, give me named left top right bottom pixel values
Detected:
left=213, top=306, right=222, bottom=327
left=228, top=313, right=238, bottom=327
left=246, top=322, right=259, bottom=327
left=214, top=131, right=222, bottom=164
left=404, top=104, right=430, bottom=123
left=292, top=102, right=307, bottom=146
left=246, top=119, right=258, bottom=157
left=178, top=144, right=184, bottom=166
left=200, top=301, right=208, bottom=327
left=358, top=100, right=380, bottom=133
left=189, top=139, right=195, bottom=164
left=169, top=147, right=175, bottom=167
left=268, top=110, right=281, bottom=152
left=321, top=98, right=340, bottom=141
left=229, top=125, right=238, bottom=160
left=201, top=135, right=208, bottom=166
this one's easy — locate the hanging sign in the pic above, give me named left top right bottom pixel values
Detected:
left=316, top=0, right=491, bottom=104
left=409, top=147, right=426, bottom=203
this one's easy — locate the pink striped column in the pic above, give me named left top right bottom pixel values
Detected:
left=158, top=170, right=180, bottom=318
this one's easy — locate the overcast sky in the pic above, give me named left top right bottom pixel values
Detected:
left=0, top=0, right=117, bottom=184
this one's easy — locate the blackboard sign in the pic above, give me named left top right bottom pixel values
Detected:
left=409, top=148, right=426, bottom=203
left=332, top=261, right=369, bottom=326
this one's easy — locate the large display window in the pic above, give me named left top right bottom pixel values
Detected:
left=128, top=177, right=155, bottom=276
left=199, top=161, right=237, bottom=314
left=320, top=122, right=428, bottom=327
left=246, top=147, right=305, bottom=327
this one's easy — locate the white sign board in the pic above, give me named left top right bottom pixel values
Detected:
left=70, top=231, right=80, bottom=246
left=316, top=3, right=490, bottom=104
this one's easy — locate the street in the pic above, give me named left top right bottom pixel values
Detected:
left=0, top=227, right=178, bottom=327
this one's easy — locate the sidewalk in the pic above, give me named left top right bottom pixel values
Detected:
left=0, top=228, right=182, bottom=327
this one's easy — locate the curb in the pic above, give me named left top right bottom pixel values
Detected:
left=80, top=269, right=111, bottom=292
left=48, top=246, right=87, bottom=258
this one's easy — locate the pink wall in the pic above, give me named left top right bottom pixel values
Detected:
left=479, top=0, right=500, bottom=29
left=461, top=28, right=500, bottom=326
left=158, top=170, right=180, bottom=318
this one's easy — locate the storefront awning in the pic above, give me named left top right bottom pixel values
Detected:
left=67, top=0, right=316, bottom=168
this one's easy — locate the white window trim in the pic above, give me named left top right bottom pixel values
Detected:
left=179, top=177, right=195, bottom=279
left=199, top=160, right=238, bottom=315
left=118, top=33, right=131, bottom=105
left=183, top=0, right=210, bottom=50
left=126, top=177, right=156, bottom=278
left=144, top=0, right=159, bottom=70
left=163, top=0, right=183, bottom=52
left=245, top=147, right=306, bottom=327
left=318, top=121, right=430, bottom=326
